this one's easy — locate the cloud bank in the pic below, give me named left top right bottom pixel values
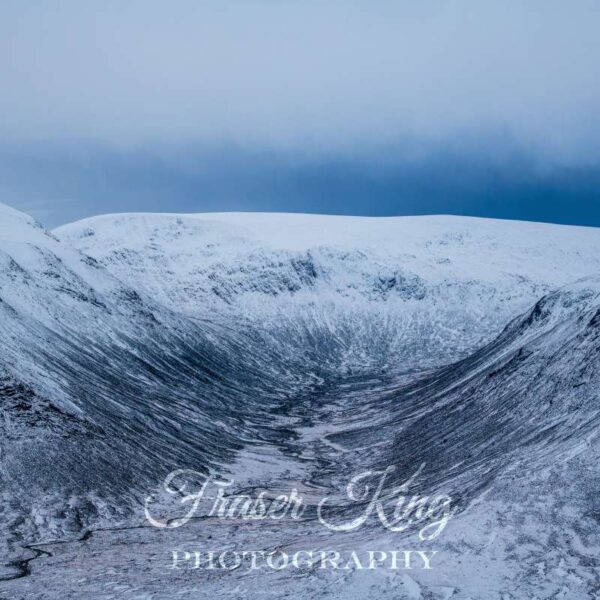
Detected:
left=1, top=1, right=599, bottom=225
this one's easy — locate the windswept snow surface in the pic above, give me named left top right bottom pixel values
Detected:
left=1, top=204, right=599, bottom=598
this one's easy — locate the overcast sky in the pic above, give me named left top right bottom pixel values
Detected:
left=1, top=1, right=599, bottom=226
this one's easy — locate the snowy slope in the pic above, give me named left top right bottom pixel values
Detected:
left=56, top=211, right=600, bottom=312
left=0, top=204, right=320, bottom=557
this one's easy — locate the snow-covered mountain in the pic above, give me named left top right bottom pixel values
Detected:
left=2, top=203, right=600, bottom=598
left=57, top=211, right=600, bottom=369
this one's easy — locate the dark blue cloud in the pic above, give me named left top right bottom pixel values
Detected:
left=1, top=140, right=599, bottom=228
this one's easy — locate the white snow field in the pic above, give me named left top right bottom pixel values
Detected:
left=1, top=203, right=599, bottom=598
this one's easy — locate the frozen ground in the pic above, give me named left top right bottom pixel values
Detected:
left=1, top=204, right=599, bottom=598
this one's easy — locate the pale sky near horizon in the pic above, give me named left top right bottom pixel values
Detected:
left=1, top=1, right=599, bottom=227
